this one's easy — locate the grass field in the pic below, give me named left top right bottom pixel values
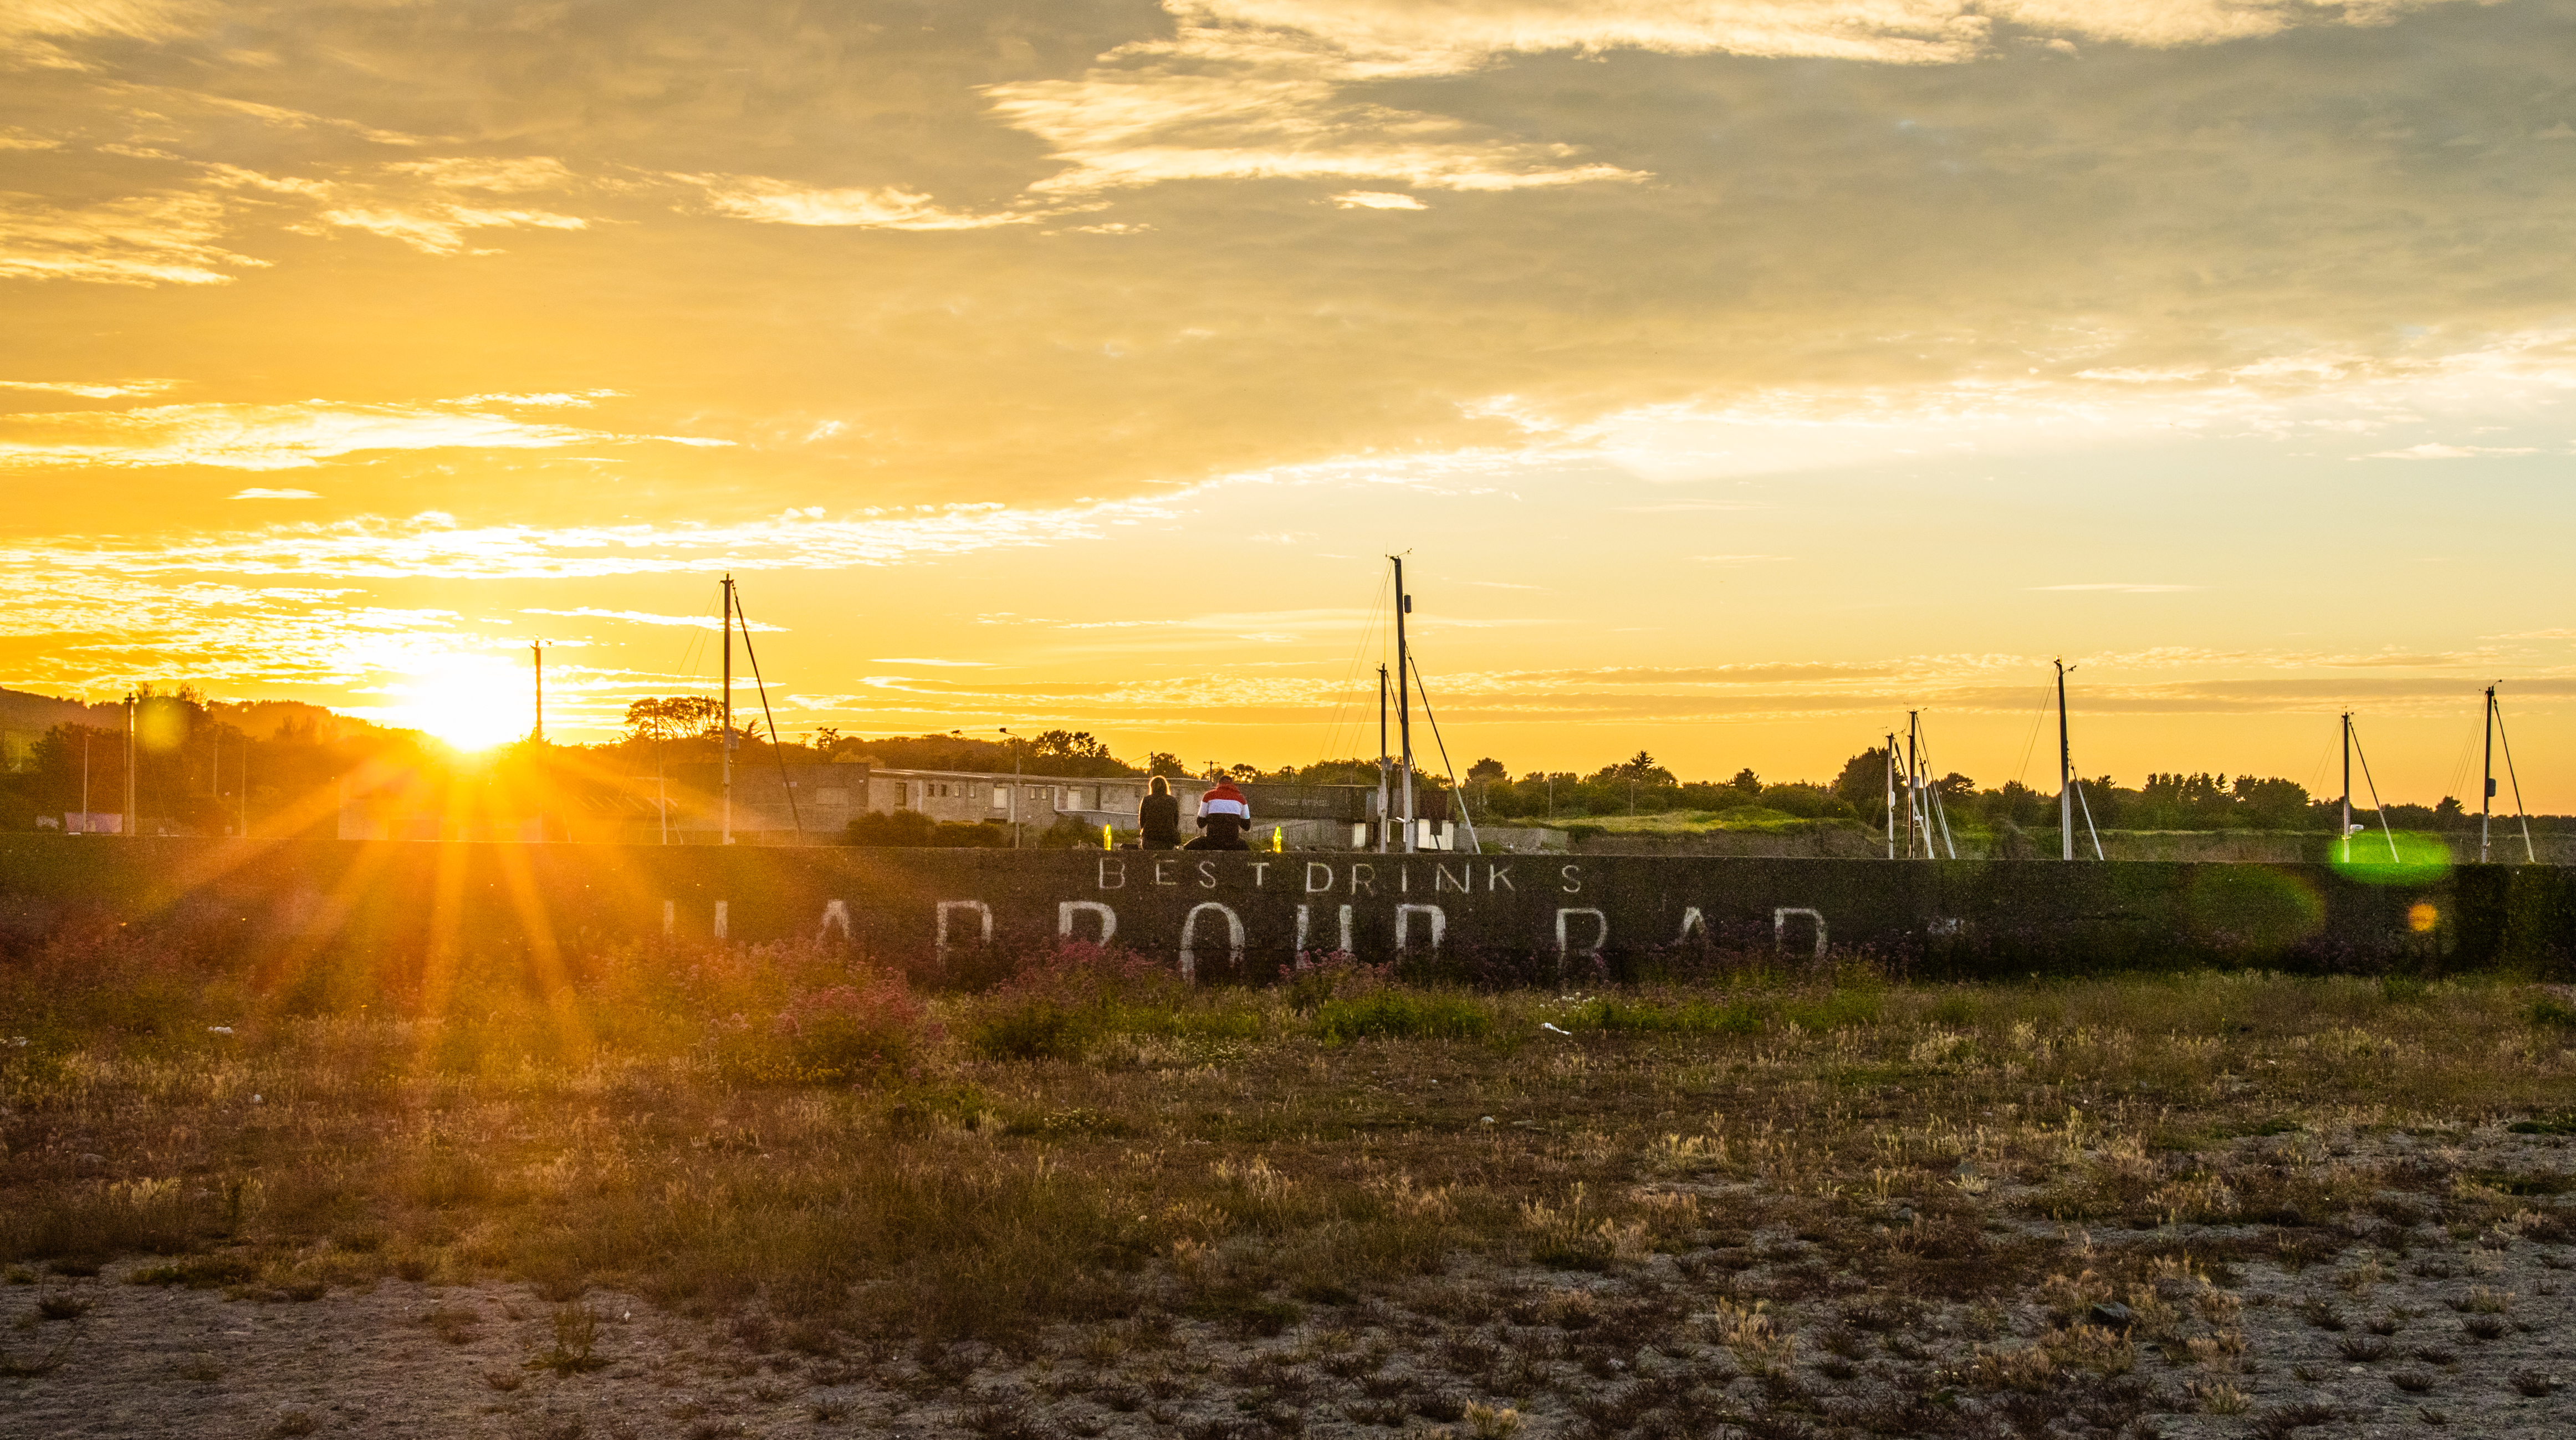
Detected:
left=7, top=930, right=2576, bottom=1436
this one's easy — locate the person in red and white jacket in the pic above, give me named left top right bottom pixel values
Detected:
left=1185, top=780, right=1253, bottom=851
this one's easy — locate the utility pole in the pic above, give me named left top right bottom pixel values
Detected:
left=531, top=641, right=545, bottom=743
left=2482, top=685, right=2496, bottom=864
left=1392, top=555, right=1415, bottom=855
left=239, top=735, right=248, bottom=839
left=2340, top=712, right=2353, bottom=866
left=80, top=728, right=91, bottom=832
left=1376, top=665, right=1391, bottom=854
left=2056, top=661, right=2073, bottom=862
left=721, top=575, right=735, bottom=845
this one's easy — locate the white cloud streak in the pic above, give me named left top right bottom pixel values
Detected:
left=0, top=401, right=729, bottom=471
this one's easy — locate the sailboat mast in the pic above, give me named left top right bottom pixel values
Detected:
left=2482, top=685, right=2495, bottom=864
left=2056, top=661, right=2073, bottom=862
left=1911, top=711, right=1927, bottom=859
left=2340, top=712, right=2352, bottom=865
left=1392, top=555, right=1415, bottom=855
left=721, top=574, right=734, bottom=846
left=531, top=641, right=545, bottom=743
left=1884, top=732, right=1895, bottom=860
left=1376, top=664, right=1391, bottom=854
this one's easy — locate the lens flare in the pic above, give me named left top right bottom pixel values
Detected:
left=365, top=652, right=532, bottom=750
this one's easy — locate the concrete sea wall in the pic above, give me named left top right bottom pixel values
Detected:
left=1, top=837, right=2570, bottom=983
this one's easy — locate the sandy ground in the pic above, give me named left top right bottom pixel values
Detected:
left=7, top=1129, right=2576, bottom=1438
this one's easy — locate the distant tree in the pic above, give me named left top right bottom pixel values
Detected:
left=2433, top=795, right=2466, bottom=824
left=623, top=696, right=721, bottom=742
left=1591, top=750, right=1675, bottom=786
left=1143, top=751, right=1189, bottom=778
left=1468, top=757, right=1509, bottom=785
left=1727, top=767, right=1761, bottom=796
left=2233, top=776, right=2313, bottom=830
left=1830, top=748, right=1890, bottom=810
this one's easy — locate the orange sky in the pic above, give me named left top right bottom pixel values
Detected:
left=6, top=0, right=2576, bottom=805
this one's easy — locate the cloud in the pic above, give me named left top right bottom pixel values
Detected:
left=522, top=606, right=780, bottom=631
left=441, top=390, right=623, bottom=408
left=0, top=377, right=180, bottom=399
left=1, top=0, right=208, bottom=70
left=200, top=162, right=589, bottom=256
left=671, top=173, right=1038, bottom=231
left=311, top=202, right=586, bottom=255
left=871, top=657, right=996, bottom=666
left=0, top=190, right=263, bottom=285
left=0, top=496, right=1169, bottom=582
left=384, top=156, right=577, bottom=192
left=2029, top=583, right=2200, bottom=593
left=984, top=22, right=1652, bottom=197
left=0, top=401, right=730, bottom=471
left=1332, top=191, right=1427, bottom=210
left=2365, top=442, right=2541, bottom=459
left=228, top=487, right=320, bottom=499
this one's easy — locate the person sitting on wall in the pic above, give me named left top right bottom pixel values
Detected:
left=1138, top=775, right=1182, bottom=850
left=1184, top=779, right=1253, bottom=851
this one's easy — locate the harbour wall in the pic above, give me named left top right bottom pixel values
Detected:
left=1, top=837, right=2570, bottom=982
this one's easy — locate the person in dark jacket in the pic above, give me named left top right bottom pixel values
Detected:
left=1138, top=776, right=1182, bottom=849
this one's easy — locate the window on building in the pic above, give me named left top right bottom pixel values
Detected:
left=991, top=786, right=1009, bottom=810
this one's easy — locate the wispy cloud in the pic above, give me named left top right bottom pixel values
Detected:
left=0, top=377, right=181, bottom=399
left=870, top=656, right=995, bottom=667
left=1331, top=191, right=1426, bottom=210
left=228, top=487, right=320, bottom=499
left=670, top=173, right=1039, bottom=231
left=0, top=400, right=728, bottom=471
left=2365, top=442, right=2541, bottom=459
left=0, top=190, right=263, bottom=285
left=2030, top=583, right=2200, bottom=593
left=522, top=606, right=779, bottom=632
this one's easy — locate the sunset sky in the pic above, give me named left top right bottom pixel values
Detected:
left=6, top=0, right=2575, bottom=805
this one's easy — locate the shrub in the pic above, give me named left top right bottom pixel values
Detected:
left=716, top=971, right=931, bottom=1084
left=1781, top=983, right=1882, bottom=1029
left=1569, top=995, right=1762, bottom=1034
left=1315, top=990, right=1490, bottom=1043
left=963, top=941, right=1175, bottom=1060
left=2527, top=994, right=2576, bottom=1029
left=967, top=997, right=1090, bottom=1061
left=843, top=811, right=1010, bottom=848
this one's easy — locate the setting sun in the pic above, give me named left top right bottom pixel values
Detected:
left=363, top=653, right=532, bottom=752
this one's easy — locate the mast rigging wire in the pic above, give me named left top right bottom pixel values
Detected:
left=2495, top=693, right=2538, bottom=864
left=1406, top=651, right=1480, bottom=854
left=2347, top=722, right=2401, bottom=862
left=729, top=584, right=803, bottom=836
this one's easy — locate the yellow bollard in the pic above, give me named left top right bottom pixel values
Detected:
left=1269, top=825, right=1285, bottom=852
left=1102, top=823, right=1114, bottom=851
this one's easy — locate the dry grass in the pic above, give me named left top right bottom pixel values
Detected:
left=7, top=928, right=2576, bottom=1432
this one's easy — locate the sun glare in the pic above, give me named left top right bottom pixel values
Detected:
left=374, top=653, right=534, bottom=750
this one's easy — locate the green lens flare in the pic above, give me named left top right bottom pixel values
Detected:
left=2328, top=829, right=2452, bottom=885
